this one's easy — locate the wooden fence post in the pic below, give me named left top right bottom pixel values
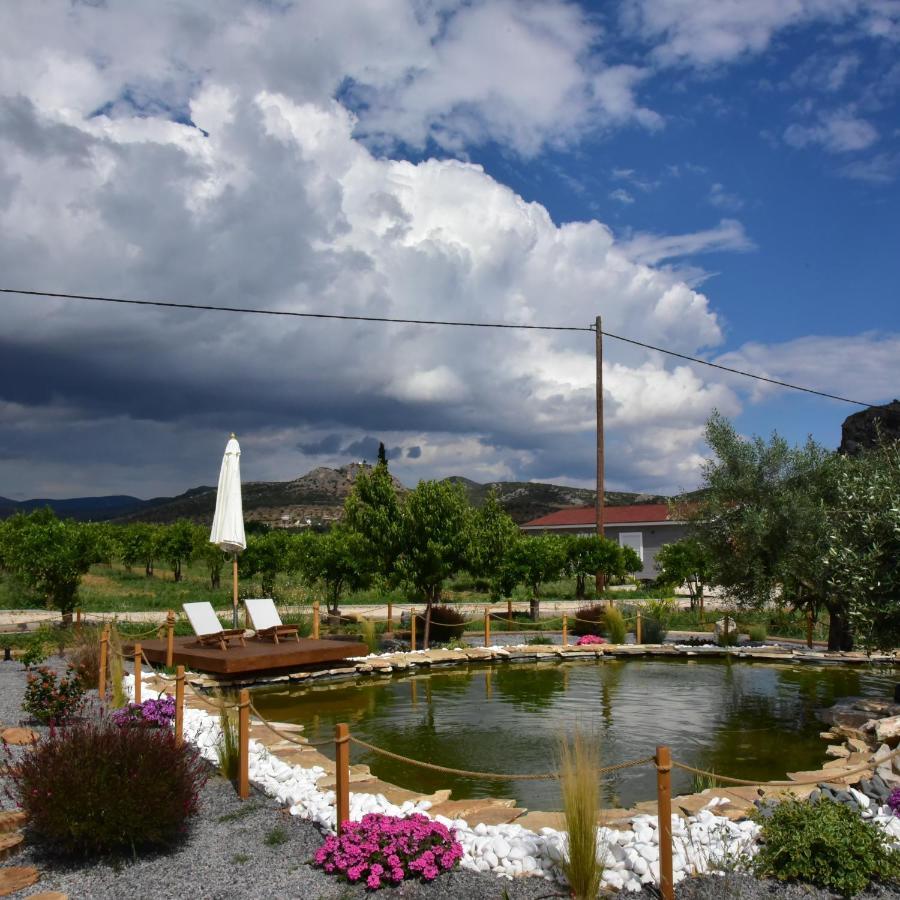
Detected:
left=484, top=608, right=491, bottom=648
left=166, top=610, right=175, bottom=667
left=410, top=609, right=416, bottom=650
left=312, top=600, right=320, bottom=640
left=174, top=665, right=185, bottom=748
left=335, top=723, right=350, bottom=835
left=636, top=611, right=642, bottom=645
left=133, top=643, right=142, bottom=705
left=387, top=601, right=393, bottom=633
left=98, top=625, right=109, bottom=698
left=655, top=745, right=674, bottom=900
left=562, top=613, right=568, bottom=647
left=75, top=607, right=82, bottom=633
left=238, top=689, right=250, bottom=800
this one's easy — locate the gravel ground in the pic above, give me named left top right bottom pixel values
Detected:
left=2, top=658, right=899, bottom=899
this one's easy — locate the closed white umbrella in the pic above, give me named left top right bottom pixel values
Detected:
left=210, top=434, right=247, bottom=628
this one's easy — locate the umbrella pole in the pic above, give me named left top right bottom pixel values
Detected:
left=233, top=554, right=239, bottom=629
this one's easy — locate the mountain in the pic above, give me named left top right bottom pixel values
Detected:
left=2, top=464, right=672, bottom=527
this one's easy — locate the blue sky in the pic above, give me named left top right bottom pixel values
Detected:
left=0, top=0, right=897, bottom=498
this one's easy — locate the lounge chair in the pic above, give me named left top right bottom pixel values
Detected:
left=244, top=598, right=300, bottom=644
left=183, top=602, right=246, bottom=651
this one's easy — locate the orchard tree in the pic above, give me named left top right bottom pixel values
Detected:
left=509, top=533, right=568, bottom=620
left=0, top=509, right=96, bottom=620
left=344, top=461, right=401, bottom=583
left=655, top=538, right=713, bottom=614
left=157, top=520, right=196, bottom=583
left=395, top=480, right=472, bottom=648
left=192, top=525, right=225, bottom=589
left=466, top=491, right=521, bottom=601
left=242, top=530, right=296, bottom=597
left=120, top=522, right=160, bottom=577
left=565, top=534, right=624, bottom=599
left=302, top=526, right=370, bottom=615
left=691, top=413, right=849, bottom=649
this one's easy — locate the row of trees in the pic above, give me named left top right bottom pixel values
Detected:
left=0, top=476, right=642, bottom=646
left=666, top=414, right=900, bottom=651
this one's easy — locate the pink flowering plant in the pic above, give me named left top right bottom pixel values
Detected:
left=22, top=665, right=85, bottom=725
left=576, top=634, right=606, bottom=646
left=111, top=695, right=176, bottom=728
left=314, top=812, right=463, bottom=889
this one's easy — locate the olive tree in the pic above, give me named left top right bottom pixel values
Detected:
left=655, top=538, right=713, bottom=614
left=564, top=534, right=625, bottom=600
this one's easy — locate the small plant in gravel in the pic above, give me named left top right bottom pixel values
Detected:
left=526, top=635, right=553, bottom=645
left=575, top=634, right=605, bottom=646
left=265, top=825, right=289, bottom=846
left=752, top=797, right=900, bottom=897
left=22, top=665, right=85, bottom=724
left=6, top=715, right=207, bottom=856
left=111, top=695, right=176, bottom=728
left=314, top=812, right=463, bottom=889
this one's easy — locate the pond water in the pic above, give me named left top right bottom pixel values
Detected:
left=250, top=658, right=897, bottom=811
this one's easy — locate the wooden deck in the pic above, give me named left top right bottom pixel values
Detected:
left=139, top=635, right=369, bottom=676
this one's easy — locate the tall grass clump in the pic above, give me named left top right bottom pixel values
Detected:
left=359, top=617, right=379, bottom=654
left=108, top=624, right=128, bottom=708
left=558, top=729, right=604, bottom=899
left=66, top=625, right=103, bottom=685
left=605, top=607, right=627, bottom=644
left=216, top=696, right=240, bottom=781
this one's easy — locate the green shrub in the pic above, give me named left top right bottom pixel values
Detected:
left=753, top=798, right=900, bottom=897
left=605, top=607, right=627, bottom=644
left=717, top=629, right=739, bottom=647
left=358, top=618, right=379, bottom=654
left=526, top=635, right=553, bottom=645
left=7, top=716, right=207, bottom=856
left=22, top=665, right=85, bottom=724
left=748, top=623, right=767, bottom=643
left=640, top=598, right=675, bottom=644
left=414, top=605, right=465, bottom=645
left=571, top=604, right=606, bottom=637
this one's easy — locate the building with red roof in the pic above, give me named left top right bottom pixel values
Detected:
left=520, top=504, right=688, bottom=580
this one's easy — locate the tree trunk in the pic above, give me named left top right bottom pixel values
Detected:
left=174, top=561, right=182, bottom=583
left=529, top=595, right=540, bottom=621
left=210, top=571, right=220, bottom=589
left=575, top=574, right=585, bottom=600
left=145, top=560, right=154, bottom=577
left=827, top=606, right=853, bottom=651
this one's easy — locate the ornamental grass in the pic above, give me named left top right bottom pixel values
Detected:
left=6, top=716, right=207, bottom=856
left=558, top=729, right=604, bottom=900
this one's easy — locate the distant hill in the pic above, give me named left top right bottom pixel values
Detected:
left=2, top=464, right=674, bottom=527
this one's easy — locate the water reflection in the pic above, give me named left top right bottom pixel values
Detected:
left=250, top=659, right=896, bottom=810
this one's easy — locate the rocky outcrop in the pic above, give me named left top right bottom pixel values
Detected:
left=840, top=399, right=900, bottom=455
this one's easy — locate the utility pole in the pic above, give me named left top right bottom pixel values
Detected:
left=595, top=314, right=606, bottom=596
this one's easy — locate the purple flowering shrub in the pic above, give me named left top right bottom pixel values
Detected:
left=111, top=695, right=176, bottom=728
left=889, top=787, right=900, bottom=815
left=576, top=634, right=606, bottom=646
left=314, top=812, right=463, bottom=889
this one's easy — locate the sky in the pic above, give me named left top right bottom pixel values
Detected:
left=0, top=0, right=898, bottom=500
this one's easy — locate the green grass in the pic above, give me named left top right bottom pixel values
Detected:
left=217, top=801, right=261, bottom=823
left=264, top=825, right=289, bottom=846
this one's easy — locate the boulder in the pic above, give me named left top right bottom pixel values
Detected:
left=875, top=716, right=900, bottom=747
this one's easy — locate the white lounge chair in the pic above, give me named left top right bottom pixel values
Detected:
left=244, top=598, right=300, bottom=644
left=183, top=602, right=246, bottom=651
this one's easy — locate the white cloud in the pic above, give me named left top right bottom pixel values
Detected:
left=784, top=107, right=879, bottom=152
left=708, top=182, right=744, bottom=211
left=609, top=188, right=635, bottom=204
left=621, top=0, right=863, bottom=67
left=618, top=219, right=754, bottom=265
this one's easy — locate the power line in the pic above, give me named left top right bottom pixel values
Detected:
left=0, top=286, right=879, bottom=408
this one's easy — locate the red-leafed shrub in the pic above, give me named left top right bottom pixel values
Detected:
left=413, top=605, right=466, bottom=645
left=6, top=716, right=207, bottom=856
left=571, top=604, right=606, bottom=637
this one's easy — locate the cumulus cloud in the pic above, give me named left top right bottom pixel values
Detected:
left=1, top=0, right=888, bottom=500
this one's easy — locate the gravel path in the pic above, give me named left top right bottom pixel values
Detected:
left=2, top=658, right=898, bottom=899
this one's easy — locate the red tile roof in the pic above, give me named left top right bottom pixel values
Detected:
left=521, top=504, right=675, bottom=529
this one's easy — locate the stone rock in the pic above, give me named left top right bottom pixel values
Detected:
left=0, top=728, right=39, bottom=746
left=0, top=867, right=39, bottom=896
left=875, top=716, right=900, bottom=747
left=26, top=894, right=68, bottom=900
left=826, top=744, right=850, bottom=759
left=840, top=400, right=900, bottom=456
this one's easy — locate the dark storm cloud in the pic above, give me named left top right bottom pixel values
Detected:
left=406, top=445, right=421, bottom=458
left=341, top=436, right=401, bottom=460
